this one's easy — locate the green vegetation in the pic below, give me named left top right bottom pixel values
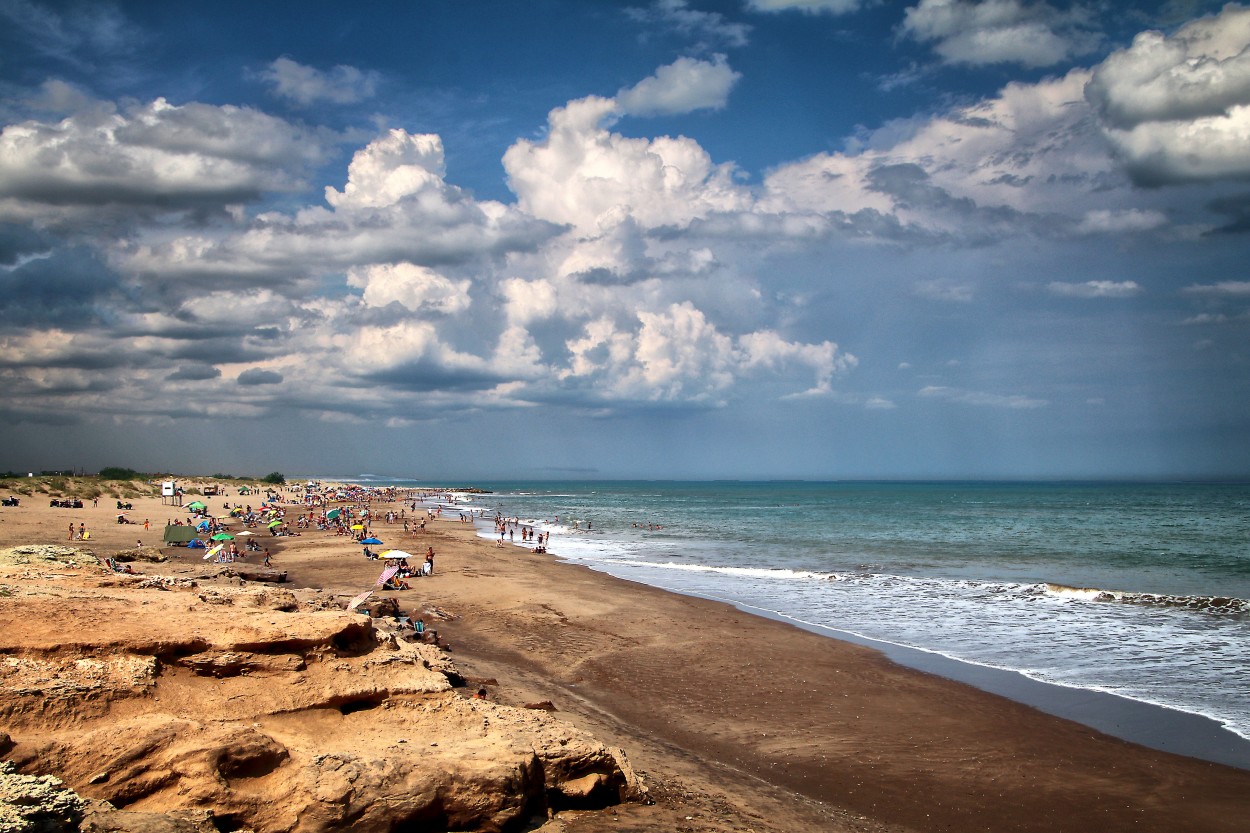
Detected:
left=98, top=467, right=142, bottom=480
left=262, top=472, right=286, bottom=485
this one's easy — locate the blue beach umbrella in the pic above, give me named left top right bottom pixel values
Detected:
left=361, top=537, right=383, bottom=545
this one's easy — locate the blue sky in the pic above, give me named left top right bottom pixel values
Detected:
left=1, top=0, right=1248, bottom=480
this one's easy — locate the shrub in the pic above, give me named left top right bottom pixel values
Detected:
left=98, top=467, right=141, bottom=480
left=262, top=472, right=286, bottom=485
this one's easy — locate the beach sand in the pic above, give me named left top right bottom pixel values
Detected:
left=2, top=485, right=1248, bottom=832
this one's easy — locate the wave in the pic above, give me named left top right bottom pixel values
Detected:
left=545, top=547, right=1250, bottom=617
left=1045, top=583, right=1249, bottom=614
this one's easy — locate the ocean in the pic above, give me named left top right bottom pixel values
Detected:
left=359, top=479, right=1250, bottom=763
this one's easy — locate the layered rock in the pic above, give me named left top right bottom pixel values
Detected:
left=0, top=554, right=638, bottom=832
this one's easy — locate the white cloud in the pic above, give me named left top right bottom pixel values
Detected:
left=1086, top=4, right=1250, bottom=185
left=1183, top=280, right=1250, bottom=296
left=1047, top=280, right=1141, bottom=298
left=261, top=57, right=379, bottom=106
left=115, top=128, right=551, bottom=288
left=746, top=0, right=867, bottom=15
left=626, top=1, right=751, bottom=49
left=919, top=385, right=1048, bottom=408
left=900, top=0, right=1101, bottom=68
left=617, top=54, right=741, bottom=117
left=346, top=262, right=471, bottom=313
left=915, top=280, right=974, bottom=302
left=1075, top=209, right=1168, bottom=234
left=0, top=95, right=325, bottom=225
left=761, top=69, right=1124, bottom=237
left=560, top=303, right=851, bottom=403
left=503, top=94, right=750, bottom=235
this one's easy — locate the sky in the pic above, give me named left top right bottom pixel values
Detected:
left=1, top=0, right=1249, bottom=481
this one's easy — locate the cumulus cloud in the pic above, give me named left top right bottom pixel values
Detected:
left=760, top=69, right=1126, bottom=240
left=746, top=0, right=868, bottom=14
left=900, top=0, right=1102, bottom=68
left=1086, top=4, right=1250, bottom=186
left=261, top=57, right=380, bottom=106
left=1047, top=280, right=1141, bottom=298
left=503, top=95, right=750, bottom=235
left=617, top=54, right=741, bottom=117
left=560, top=303, right=852, bottom=403
left=115, top=129, right=554, bottom=289
left=346, top=262, right=472, bottom=313
left=0, top=95, right=326, bottom=226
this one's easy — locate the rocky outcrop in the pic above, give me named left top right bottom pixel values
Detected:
left=0, top=558, right=636, bottom=832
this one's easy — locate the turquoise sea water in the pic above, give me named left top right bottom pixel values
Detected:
left=353, top=479, right=1250, bottom=747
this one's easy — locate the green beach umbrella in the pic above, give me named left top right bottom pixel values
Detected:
left=326, top=508, right=341, bottom=520
left=187, top=501, right=207, bottom=511
left=268, top=520, right=282, bottom=528
left=210, top=532, right=234, bottom=541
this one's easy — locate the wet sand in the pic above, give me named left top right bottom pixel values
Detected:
left=2, top=487, right=1248, bottom=832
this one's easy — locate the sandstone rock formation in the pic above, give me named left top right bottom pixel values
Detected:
left=0, top=551, right=637, bottom=832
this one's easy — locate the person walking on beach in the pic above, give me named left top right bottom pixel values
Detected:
left=68, top=523, right=74, bottom=540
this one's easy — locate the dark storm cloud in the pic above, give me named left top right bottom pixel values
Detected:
left=237, top=368, right=283, bottom=386
left=166, top=365, right=222, bottom=381
left=0, top=245, right=122, bottom=329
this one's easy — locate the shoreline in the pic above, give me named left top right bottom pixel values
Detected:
left=4, top=482, right=1250, bottom=831
left=735, top=598, right=1250, bottom=770
left=472, top=523, right=1250, bottom=772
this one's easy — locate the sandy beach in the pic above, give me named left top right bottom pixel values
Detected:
left=2, top=481, right=1248, bottom=832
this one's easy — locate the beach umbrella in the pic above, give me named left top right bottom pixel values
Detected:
left=237, top=531, right=254, bottom=536
left=268, top=520, right=282, bottom=528
left=381, top=549, right=413, bottom=560
left=326, top=508, right=341, bottom=520
left=350, top=523, right=364, bottom=530
left=188, top=501, right=207, bottom=511
left=361, top=537, right=383, bottom=545
left=204, top=543, right=223, bottom=560
left=210, top=532, right=234, bottom=541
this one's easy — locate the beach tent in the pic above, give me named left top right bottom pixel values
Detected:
left=187, top=539, right=206, bottom=549
left=196, top=520, right=211, bottom=531
left=163, top=524, right=198, bottom=545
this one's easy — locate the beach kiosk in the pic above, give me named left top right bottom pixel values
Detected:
left=161, top=480, right=182, bottom=507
